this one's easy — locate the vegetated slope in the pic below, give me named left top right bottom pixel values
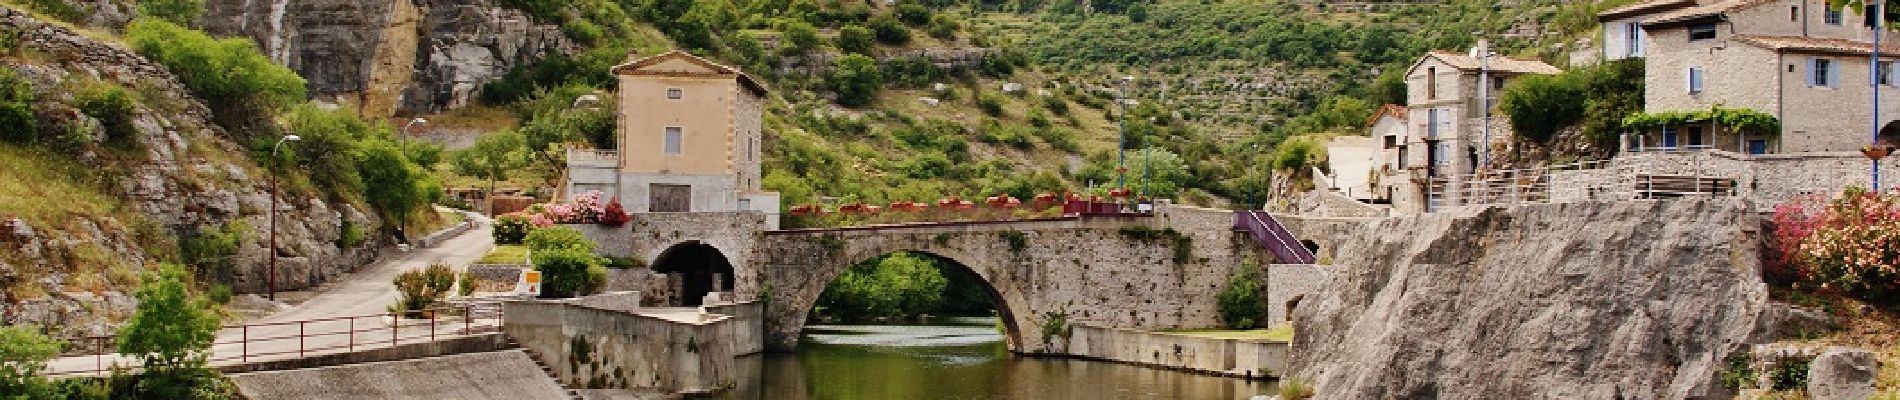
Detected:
left=458, top=0, right=1635, bottom=212
left=0, top=6, right=425, bottom=336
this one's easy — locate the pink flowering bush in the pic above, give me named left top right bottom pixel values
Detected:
left=518, top=191, right=611, bottom=226
left=1771, top=187, right=1900, bottom=304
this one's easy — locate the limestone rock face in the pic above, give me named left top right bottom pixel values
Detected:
left=200, top=0, right=570, bottom=118
left=1289, top=199, right=1770, bottom=399
left=1806, top=347, right=1877, bottom=400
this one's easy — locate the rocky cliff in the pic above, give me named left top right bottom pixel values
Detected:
left=0, top=6, right=382, bottom=337
left=1289, top=199, right=1770, bottom=399
left=200, top=0, right=571, bottom=118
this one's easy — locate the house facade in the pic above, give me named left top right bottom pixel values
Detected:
left=1609, top=0, right=1900, bottom=154
left=565, top=51, right=781, bottom=227
left=1399, top=43, right=1562, bottom=179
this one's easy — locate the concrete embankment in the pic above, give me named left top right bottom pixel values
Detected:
left=229, top=350, right=568, bottom=399
left=1063, top=325, right=1289, bottom=379
left=503, top=292, right=764, bottom=395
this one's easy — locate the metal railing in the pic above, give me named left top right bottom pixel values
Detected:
left=1425, top=156, right=1739, bottom=211
left=49, top=301, right=504, bottom=377
left=1235, top=211, right=1316, bottom=264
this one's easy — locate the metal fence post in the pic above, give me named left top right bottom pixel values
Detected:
left=465, top=305, right=472, bottom=334
left=242, top=325, right=249, bottom=363
left=430, top=310, right=437, bottom=343
left=95, top=337, right=102, bottom=375
left=391, top=312, right=399, bottom=345
left=348, top=318, right=356, bottom=353
left=299, top=321, right=306, bottom=358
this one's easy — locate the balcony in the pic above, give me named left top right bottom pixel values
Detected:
left=567, top=148, right=619, bottom=167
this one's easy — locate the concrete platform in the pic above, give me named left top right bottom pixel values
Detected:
left=230, top=350, right=567, bottom=399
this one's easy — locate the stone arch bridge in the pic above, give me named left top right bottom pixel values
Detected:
left=588, top=206, right=1325, bottom=353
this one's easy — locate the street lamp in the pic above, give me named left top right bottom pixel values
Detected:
left=1117, top=76, right=1133, bottom=192
left=1249, top=143, right=1260, bottom=210
left=1873, top=5, right=1886, bottom=191
left=268, top=135, right=301, bottom=301
left=401, top=117, right=427, bottom=152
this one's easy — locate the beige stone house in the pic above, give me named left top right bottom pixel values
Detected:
left=1400, top=44, right=1562, bottom=178
left=1610, top=0, right=1900, bottom=154
left=565, top=51, right=780, bottom=227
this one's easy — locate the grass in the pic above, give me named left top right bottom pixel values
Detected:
left=406, top=208, right=467, bottom=236
left=0, top=145, right=127, bottom=230
left=477, top=245, right=530, bottom=265
left=1161, top=325, right=1294, bottom=342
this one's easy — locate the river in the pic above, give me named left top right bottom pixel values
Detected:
left=718, top=318, right=1278, bottom=400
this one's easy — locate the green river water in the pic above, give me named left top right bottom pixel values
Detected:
left=716, top=318, right=1278, bottom=400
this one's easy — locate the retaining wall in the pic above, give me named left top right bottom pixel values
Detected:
left=1265, top=264, right=1331, bottom=329
left=502, top=299, right=740, bottom=394
left=1064, top=325, right=1286, bottom=379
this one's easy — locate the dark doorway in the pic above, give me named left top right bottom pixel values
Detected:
left=652, top=241, right=734, bottom=306
left=1880, top=120, right=1900, bottom=147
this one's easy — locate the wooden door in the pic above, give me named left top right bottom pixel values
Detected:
left=649, top=184, right=691, bottom=212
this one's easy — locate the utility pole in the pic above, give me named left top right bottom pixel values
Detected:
left=268, top=135, right=301, bottom=301
left=1477, top=35, right=1493, bottom=172
left=1117, top=76, right=1133, bottom=192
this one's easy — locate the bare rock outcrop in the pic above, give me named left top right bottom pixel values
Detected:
left=1289, top=199, right=1770, bottom=399
left=201, top=0, right=571, bottom=118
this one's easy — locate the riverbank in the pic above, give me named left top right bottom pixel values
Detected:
left=1059, top=325, right=1290, bottom=380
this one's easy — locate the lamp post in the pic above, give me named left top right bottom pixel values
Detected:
left=268, top=135, right=302, bottom=301
left=1249, top=143, right=1259, bottom=210
left=401, top=117, right=427, bottom=152
left=1476, top=36, right=1495, bottom=172
left=1117, top=76, right=1133, bottom=192
left=1874, top=4, right=1886, bottom=191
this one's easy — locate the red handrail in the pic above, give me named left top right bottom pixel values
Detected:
left=49, top=300, right=504, bottom=377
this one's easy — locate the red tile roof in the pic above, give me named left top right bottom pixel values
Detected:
left=1597, top=0, right=1697, bottom=21
left=612, top=50, right=768, bottom=96
left=1734, top=35, right=1900, bottom=55
left=1643, top=0, right=1779, bottom=26
left=1420, top=51, right=1564, bottom=75
left=1366, top=104, right=1408, bottom=128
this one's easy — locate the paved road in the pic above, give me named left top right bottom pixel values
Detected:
left=47, top=211, right=498, bottom=375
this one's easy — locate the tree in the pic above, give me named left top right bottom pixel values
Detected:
left=836, top=24, right=875, bottom=55
left=524, top=226, right=596, bottom=253
left=1129, top=147, right=1191, bottom=199
left=117, top=263, right=225, bottom=399
left=868, top=14, right=911, bottom=45
left=0, top=325, right=60, bottom=397
left=0, top=68, right=36, bottom=144
left=126, top=19, right=306, bottom=116
left=138, top=0, right=205, bottom=26
left=453, top=131, right=526, bottom=215
left=357, top=139, right=433, bottom=243
left=827, top=54, right=882, bottom=107
left=1498, top=72, right=1588, bottom=143
left=1217, top=263, right=1265, bottom=329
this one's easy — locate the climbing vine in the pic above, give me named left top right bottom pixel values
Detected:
left=1622, top=106, right=1780, bottom=135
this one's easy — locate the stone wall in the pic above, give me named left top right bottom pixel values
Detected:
left=502, top=298, right=742, bottom=394
left=1064, top=325, right=1287, bottom=379
left=1263, top=264, right=1330, bottom=329
left=1290, top=199, right=1770, bottom=398
left=1291, top=190, right=1388, bottom=218
left=626, top=212, right=769, bottom=302
left=564, top=223, right=635, bottom=258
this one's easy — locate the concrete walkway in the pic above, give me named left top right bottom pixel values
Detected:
left=47, top=211, right=498, bottom=375
left=229, top=350, right=568, bottom=399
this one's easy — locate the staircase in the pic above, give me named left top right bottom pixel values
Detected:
left=1234, top=211, right=1317, bottom=264
left=513, top=338, right=585, bottom=400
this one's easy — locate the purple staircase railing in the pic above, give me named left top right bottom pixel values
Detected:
left=1234, top=211, right=1316, bottom=264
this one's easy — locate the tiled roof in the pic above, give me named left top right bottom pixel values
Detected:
left=1597, top=0, right=1697, bottom=20
left=1643, top=0, right=1778, bottom=26
left=1422, top=51, right=1564, bottom=75
left=611, top=50, right=768, bottom=96
left=1734, top=35, right=1900, bottom=55
left=1366, top=104, right=1408, bottom=128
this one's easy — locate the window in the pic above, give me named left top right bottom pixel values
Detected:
left=1398, top=147, right=1409, bottom=169
left=1662, top=126, right=1679, bottom=148
left=1749, top=139, right=1769, bottom=155
left=1383, top=135, right=1398, bottom=149
left=1688, top=126, right=1704, bottom=147
left=1426, top=67, right=1438, bottom=100
left=1689, top=23, right=1717, bottom=41
left=1625, top=22, right=1642, bottom=57
left=1868, top=5, right=1883, bottom=27
left=1687, top=67, right=1705, bottom=94
left=1882, top=61, right=1895, bottom=85
left=666, top=88, right=683, bottom=99
left=663, top=127, right=683, bottom=155
left=1792, top=6, right=1800, bottom=21
left=1826, top=8, right=1842, bottom=25
left=1811, top=58, right=1836, bottom=87
left=1433, top=143, right=1451, bottom=166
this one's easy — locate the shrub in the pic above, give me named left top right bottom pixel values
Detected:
left=20, top=0, right=83, bottom=22
left=533, top=249, right=606, bottom=298
left=73, top=80, right=138, bottom=147
left=836, top=24, right=875, bottom=55
left=335, top=220, right=367, bottom=248
left=1499, top=67, right=1588, bottom=144
left=598, top=198, right=629, bottom=226
left=896, top=3, right=931, bottom=26
left=1771, top=187, right=1900, bottom=304
left=125, top=19, right=306, bottom=117
left=457, top=272, right=477, bottom=297
left=1768, top=357, right=1809, bottom=391
left=926, top=14, right=958, bottom=40
left=391, top=263, right=456, bottom=316
left=827, top=54, right=882, bottom=107
left=976, top=92, right=1005, bottom=116
left=524, top=226, right=595, bottom=254
left=494, top=214, right=533, bottom=244
left=868, top=14, right=911, bottom=45
left=179, top=220, right=246, bottom=281
left=779, top=20, right=820, bottom=56
left=1216, top=264, right=1265, bottom=329
left=0, top=68, right=36, bottom=144
left=138, top=0, right=206, bottom=26
left=1279, top=378, right=1315, bottom=400
left=206, top=284, right=232, bottom=305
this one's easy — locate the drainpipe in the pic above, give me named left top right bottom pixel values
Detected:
left=1478, top=37, right=1492, bottom=172
left=1876, top=4, right=1885, bottom=191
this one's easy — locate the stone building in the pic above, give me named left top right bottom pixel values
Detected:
left=1401, top=43, right=1562, bottom=179
left=1367, top=104, right=1410, bottom=203
left=1599, top=0, right=1698, bottom=62
left=565, top=51, right=781, bottom=228
left=1609, top=0, right=1900, bottom=153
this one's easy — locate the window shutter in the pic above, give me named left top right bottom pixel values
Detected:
left=1808, top=59, right=1819, bottom=87
left=1829, top=60, right=1840, bottom=87
left=1686, top=68, right=1696, bottom=93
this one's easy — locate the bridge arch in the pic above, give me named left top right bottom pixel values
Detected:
left=802, top=249, right=1027, bottom=348
left=651, top=240, right=736, bottom=306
